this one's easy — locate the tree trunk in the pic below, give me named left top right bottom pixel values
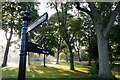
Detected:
left=1, top=27, right=13, bottom=67
left=56, top=48, right=60, bottom=64
left=88, top=36, right=91, bottom=66
left=66, top=53, right=68, bottom=62
left=64, top=52, right=68, bottom=62
left=88, top=53, right=92, bottom=66
left=43, top=54, right=46, bottom=67
left=68, top=44, right=74, bottom=70
left=97, top=30, right=114, bottom=79
left=28, top=52, right=30, bottom=65
left=1, top=39, right=11, bottom=67
left=77, top=49, right=81, bottom=62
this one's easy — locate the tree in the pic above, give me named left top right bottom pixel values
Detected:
left=48, top=11, right=69, bottom=64
left=31, top=20, right=56, bottom=66
left=1, top=2, right=39, bottom=67
left=74, top=38, right=82, bottom=62
left=76, top=2, right=120, bottom=79
left=75, top=11, right=97, bottom=64
left=63, top=48, right=69, bottom=62
left=1, top=2, right=20, bottom=67
left=48, top=2, right=85, bottom=70
left=52, top=2, right=76, bottom=70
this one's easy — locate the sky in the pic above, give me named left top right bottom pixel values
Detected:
left=37, top=2, right=56, bottom=17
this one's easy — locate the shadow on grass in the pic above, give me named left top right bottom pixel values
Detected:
left=1, top=64, right=92, bottom=80
left=26, top=65, right=92, bottom=78
left=1, top=61, right=120, bottom=80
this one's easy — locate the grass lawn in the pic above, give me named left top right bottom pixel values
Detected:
left=1, top=61, right=120, bottom=80
left=1, top=61, right=92, bottom=80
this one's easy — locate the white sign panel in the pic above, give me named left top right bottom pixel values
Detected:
left=27, top=12, right=48, bottom=32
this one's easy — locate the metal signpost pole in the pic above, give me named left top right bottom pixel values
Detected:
left=18, top=10, right=30, bottom=80
left=18, top=8, right=48, bottom=80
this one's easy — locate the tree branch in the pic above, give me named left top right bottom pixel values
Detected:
left=86, top=2, right=103, bottom=31
left=86, top=2, right=99, bottom=19
left=86, top=2, right=97, bottom=12
left=75, top=2, right=100, bottom=27
left=55, top=2, right=61, bottom=23
left=70, top=31, right=75, bottom=42
left=103, top=2, right=120, bottom=37
left=75, top=2, right=92, bottom=17
left=5, top=30, right=8, bottom=40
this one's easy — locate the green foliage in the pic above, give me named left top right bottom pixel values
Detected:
left=2, top=2, right=21, bottom=32
left=97, top=2, right=113, bottom=27
left=2, top=2, right=39, bottom=36
left=90, top=62, right=99, bottom=76
left=109, top=23, right=120, bottom=60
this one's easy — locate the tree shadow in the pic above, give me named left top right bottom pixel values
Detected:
left=1, top=64, right=92, bottom=80
left=26, top=64, right=92, bottom=79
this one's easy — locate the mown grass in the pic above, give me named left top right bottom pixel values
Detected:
left=1, top=61, right=120, bottom=80
left=1, top=61, right=92, bottom=80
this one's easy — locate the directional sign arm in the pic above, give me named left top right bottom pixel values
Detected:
left=26, top=42, right=50, bottom=54
left=27, top=12, right=48, bottom=32
left=26, top=42, right=43, bottom=53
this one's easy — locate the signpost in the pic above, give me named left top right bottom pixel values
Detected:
left=18, top=10, right=30, bottom=80
left=18, top=10, right=49, bottom=80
